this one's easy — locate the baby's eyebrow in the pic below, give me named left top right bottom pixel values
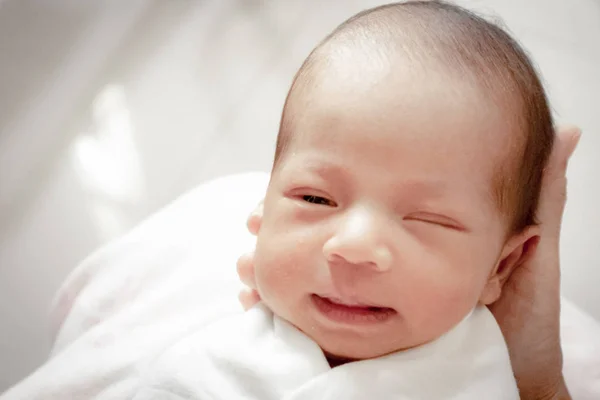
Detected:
left=303, top=160, right=348, bottom=182
left=395, top=180, right=450, bottom=197
left=302, top=160, right=450, bottom=195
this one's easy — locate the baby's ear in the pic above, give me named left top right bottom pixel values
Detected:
left=478, top=225, right=540, bottom=305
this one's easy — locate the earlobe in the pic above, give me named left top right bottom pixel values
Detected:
left=478, top=225, right=540, bottom=305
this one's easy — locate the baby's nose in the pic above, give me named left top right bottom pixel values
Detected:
left=322, top=208, right=392, bottom=272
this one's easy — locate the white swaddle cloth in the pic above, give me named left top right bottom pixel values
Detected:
left=134, top=303, right=518, bottom=400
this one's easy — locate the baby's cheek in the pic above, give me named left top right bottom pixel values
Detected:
left=254, top=236, right=305, bottom=305
left=253, top=244, right=281, bottom=297
left=402, top=269, right=482, bottom=338
left=256, top=258, right=291, bottom=295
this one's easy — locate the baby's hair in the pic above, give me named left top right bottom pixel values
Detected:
left=273, top=1, right=554, bottom=234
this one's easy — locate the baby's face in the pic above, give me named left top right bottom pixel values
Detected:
left=254, top=68, right=517, bottom=360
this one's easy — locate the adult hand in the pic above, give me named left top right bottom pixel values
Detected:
left=488, top=125, right=581, bottom=400
left=236, top=126, right=582, bottom=400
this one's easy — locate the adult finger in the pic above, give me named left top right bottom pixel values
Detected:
left=537, top=126, right=581, bottom=229
left=548, top=125, right=581, bottom=178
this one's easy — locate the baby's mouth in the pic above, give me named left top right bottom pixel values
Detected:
left=311, top=294, right=397, bottom=324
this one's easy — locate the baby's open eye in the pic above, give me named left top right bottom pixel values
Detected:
left=302, top=195, right=336, bottom=207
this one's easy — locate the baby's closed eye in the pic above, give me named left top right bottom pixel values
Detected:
left=404, top=213, right=466, bottom=231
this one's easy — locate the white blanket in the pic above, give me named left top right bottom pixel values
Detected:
left=1, top=172, right=598, bottom=399
left=132, top=303, right=517, bottom=400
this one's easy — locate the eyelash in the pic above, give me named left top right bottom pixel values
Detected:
left=302, top=195, right=337, bottom=207
left=404, top=216, right=461, bottom=230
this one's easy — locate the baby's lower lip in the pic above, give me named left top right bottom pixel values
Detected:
left=311, top=294, right=397, bottom=324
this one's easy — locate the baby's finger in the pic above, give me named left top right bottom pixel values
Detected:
left=236, top=251, right=257, bottom=289
left=239, top=288, right=261, bottom=311
left=247, top=200, right=264, bottom=236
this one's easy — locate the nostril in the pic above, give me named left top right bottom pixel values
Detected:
left=326, top=253, right=345, bottom=264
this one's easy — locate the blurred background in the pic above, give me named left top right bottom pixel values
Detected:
left=0, top=0, right=598, bottom=392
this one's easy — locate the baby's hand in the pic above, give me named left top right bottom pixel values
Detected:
left=237, top=251, right=260, bottom=310
left=237, top=201, right=263, bottom=310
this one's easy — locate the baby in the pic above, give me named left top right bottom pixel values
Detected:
left=136, top=1, right=554, bottom=398
left=0, top=2, right=560, bottom=399
left=249, top=0, right=553, bottom=365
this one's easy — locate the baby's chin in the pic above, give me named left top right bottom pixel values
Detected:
left=308, top=322, right=445, bottom=362
left=269, top=307, right=401, bottom=361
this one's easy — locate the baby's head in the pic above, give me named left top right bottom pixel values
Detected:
left=253, top=1, right=554, bottom=361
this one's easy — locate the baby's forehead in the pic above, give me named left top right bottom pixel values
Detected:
left=288, top=3, right=528, bottom=132
left=282, top=71, right=516, bottom=190
left=295, top=61, right=512, bottom=140
left=287, top=45, right=523, bottom=183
